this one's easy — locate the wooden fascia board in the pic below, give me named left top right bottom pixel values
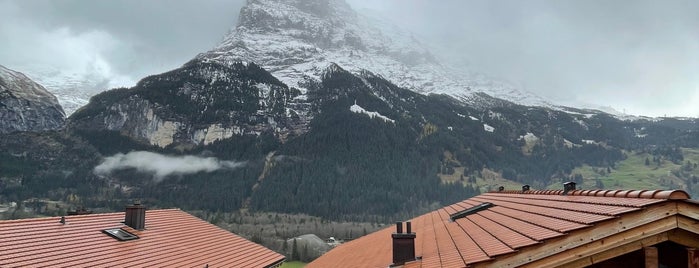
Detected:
left=523, top=216, right=677, bottom=268
left=472, top=201, right=679, bottom=268
left=678, top=215, right=699, bottom=234
left=668, top=229, right=699, bottom=248
left=678, top=202, right=699, bottom=220
left=553, top=228, right=670, bottom=267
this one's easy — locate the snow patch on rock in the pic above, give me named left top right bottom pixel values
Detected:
left=518, top=132, right=539, bottom=143
left=350, top=103, right=394, bottom=123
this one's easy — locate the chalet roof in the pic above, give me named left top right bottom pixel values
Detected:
left=0, top=209, right=284, bottom=267
left=308, top=189, right=699, bottom=268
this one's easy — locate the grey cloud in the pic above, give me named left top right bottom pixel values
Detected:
left=1, top=0, right=245, bottom=83
left=94, top=151, right=246, bottom=181
left=348, top=0, right=699, bottom=117
left=2, top=0, right=697, bottom=117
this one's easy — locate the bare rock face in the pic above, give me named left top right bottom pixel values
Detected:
left=0, top=65, right=66, bottom=134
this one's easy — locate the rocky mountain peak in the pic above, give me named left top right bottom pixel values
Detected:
left=320, top=62, right=347, bottom=79
left=198, top=0, right=548, bottom=108
left=1, top=65, right=59, bottom=101
left=0, top=65, right=66, bottom=133
left=238, top=0, right=353, bottom=31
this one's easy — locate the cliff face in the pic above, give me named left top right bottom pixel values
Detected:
left=69, top=60, right=307, bottom=147
left=0, top=65, right=66, bottom=134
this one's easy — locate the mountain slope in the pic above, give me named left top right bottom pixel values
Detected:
left=1, top=52, right=695, bottom=221
left=67, top=60, right=483, bottom=219
left=65, top=58, right=695, bottom=219
left=70, top=60, right=306, bottom=147
left=0, top=65, right=65, bottom=134
left=197, top=0, right=546, bottom=106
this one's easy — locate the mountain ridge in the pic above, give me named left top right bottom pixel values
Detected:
left=0, top=64, right=66, bottom=134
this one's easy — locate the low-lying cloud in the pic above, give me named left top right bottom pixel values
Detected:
left=94, top=151, right=246, bottom=181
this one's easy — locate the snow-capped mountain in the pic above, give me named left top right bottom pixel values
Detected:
left=197, top=0, right=548, bottom=107
left=12, top=63, right=133, bottom=116
left=0, top=65, right=65, bottom=133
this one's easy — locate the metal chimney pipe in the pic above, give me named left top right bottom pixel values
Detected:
left=406, top=221, right=412, bottom=233
left=395, top=222, right=403, bottom=234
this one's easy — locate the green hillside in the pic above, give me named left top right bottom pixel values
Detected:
left=280, top=261, right=306, bottom=268
left=549, top=148, right=699, bottom=197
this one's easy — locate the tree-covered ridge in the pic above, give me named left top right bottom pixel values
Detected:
left=72, top=60, right=299, bottom=125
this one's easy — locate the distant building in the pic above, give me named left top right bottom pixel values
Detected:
left=0, top=202, right=285, bottom=267
left=309, top=185, right=699, bottom=268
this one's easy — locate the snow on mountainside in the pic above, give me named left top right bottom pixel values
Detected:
left=11, top=63, right=134, bottom=116
left=350, top=102, right=394, bottom=123
left=197, top=0, right=548, bottom=107
left=0, top=65, right=65, bottom=133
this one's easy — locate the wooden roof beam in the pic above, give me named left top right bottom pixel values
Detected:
left=678, top=201, right=699, bottom=219
left=557, top=231, right=669, bottom=268
left=523, top=216, right=677, bottom=268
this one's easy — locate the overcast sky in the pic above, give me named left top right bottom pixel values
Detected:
left=1, top=0, right=697, bottom=117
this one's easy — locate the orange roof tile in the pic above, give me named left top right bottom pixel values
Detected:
left=308, top=189, right=691, bottom=268
left=0, top=209, right=284, bottom=267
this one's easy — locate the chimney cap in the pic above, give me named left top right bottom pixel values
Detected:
left=563, top=181, right=577, bottom=195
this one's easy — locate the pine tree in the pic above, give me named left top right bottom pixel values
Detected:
left=291, top=238, right=300, bottom=261
left=302, top=244, right=309, bottom=262
left=282, top=238, right=288, bottom=256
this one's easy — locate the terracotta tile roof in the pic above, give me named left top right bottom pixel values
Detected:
left=0, top=209, right=284, bottom=267
left=307, top=189, right=691, bottom=268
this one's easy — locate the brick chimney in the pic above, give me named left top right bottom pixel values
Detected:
left=391, top=221, right=416, bottom=266
left=124, top=200, right=146, bottom=230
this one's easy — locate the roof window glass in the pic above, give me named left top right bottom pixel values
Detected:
left=103, top=228, right=139, bottom=241
left=449, top=202, right=494, bottom=221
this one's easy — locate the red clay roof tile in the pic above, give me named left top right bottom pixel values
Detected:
left=471, top=196, right=614, bottom=225
left=309, top=189, right=691, bottom=268
left=0, top=209, right=284, bottom=267
left=465, top=213, right=538, bottom=249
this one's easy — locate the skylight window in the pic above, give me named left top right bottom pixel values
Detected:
left=449, top=202, right=494, bottom=221
left=103, top=228, right=139, bottom=241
